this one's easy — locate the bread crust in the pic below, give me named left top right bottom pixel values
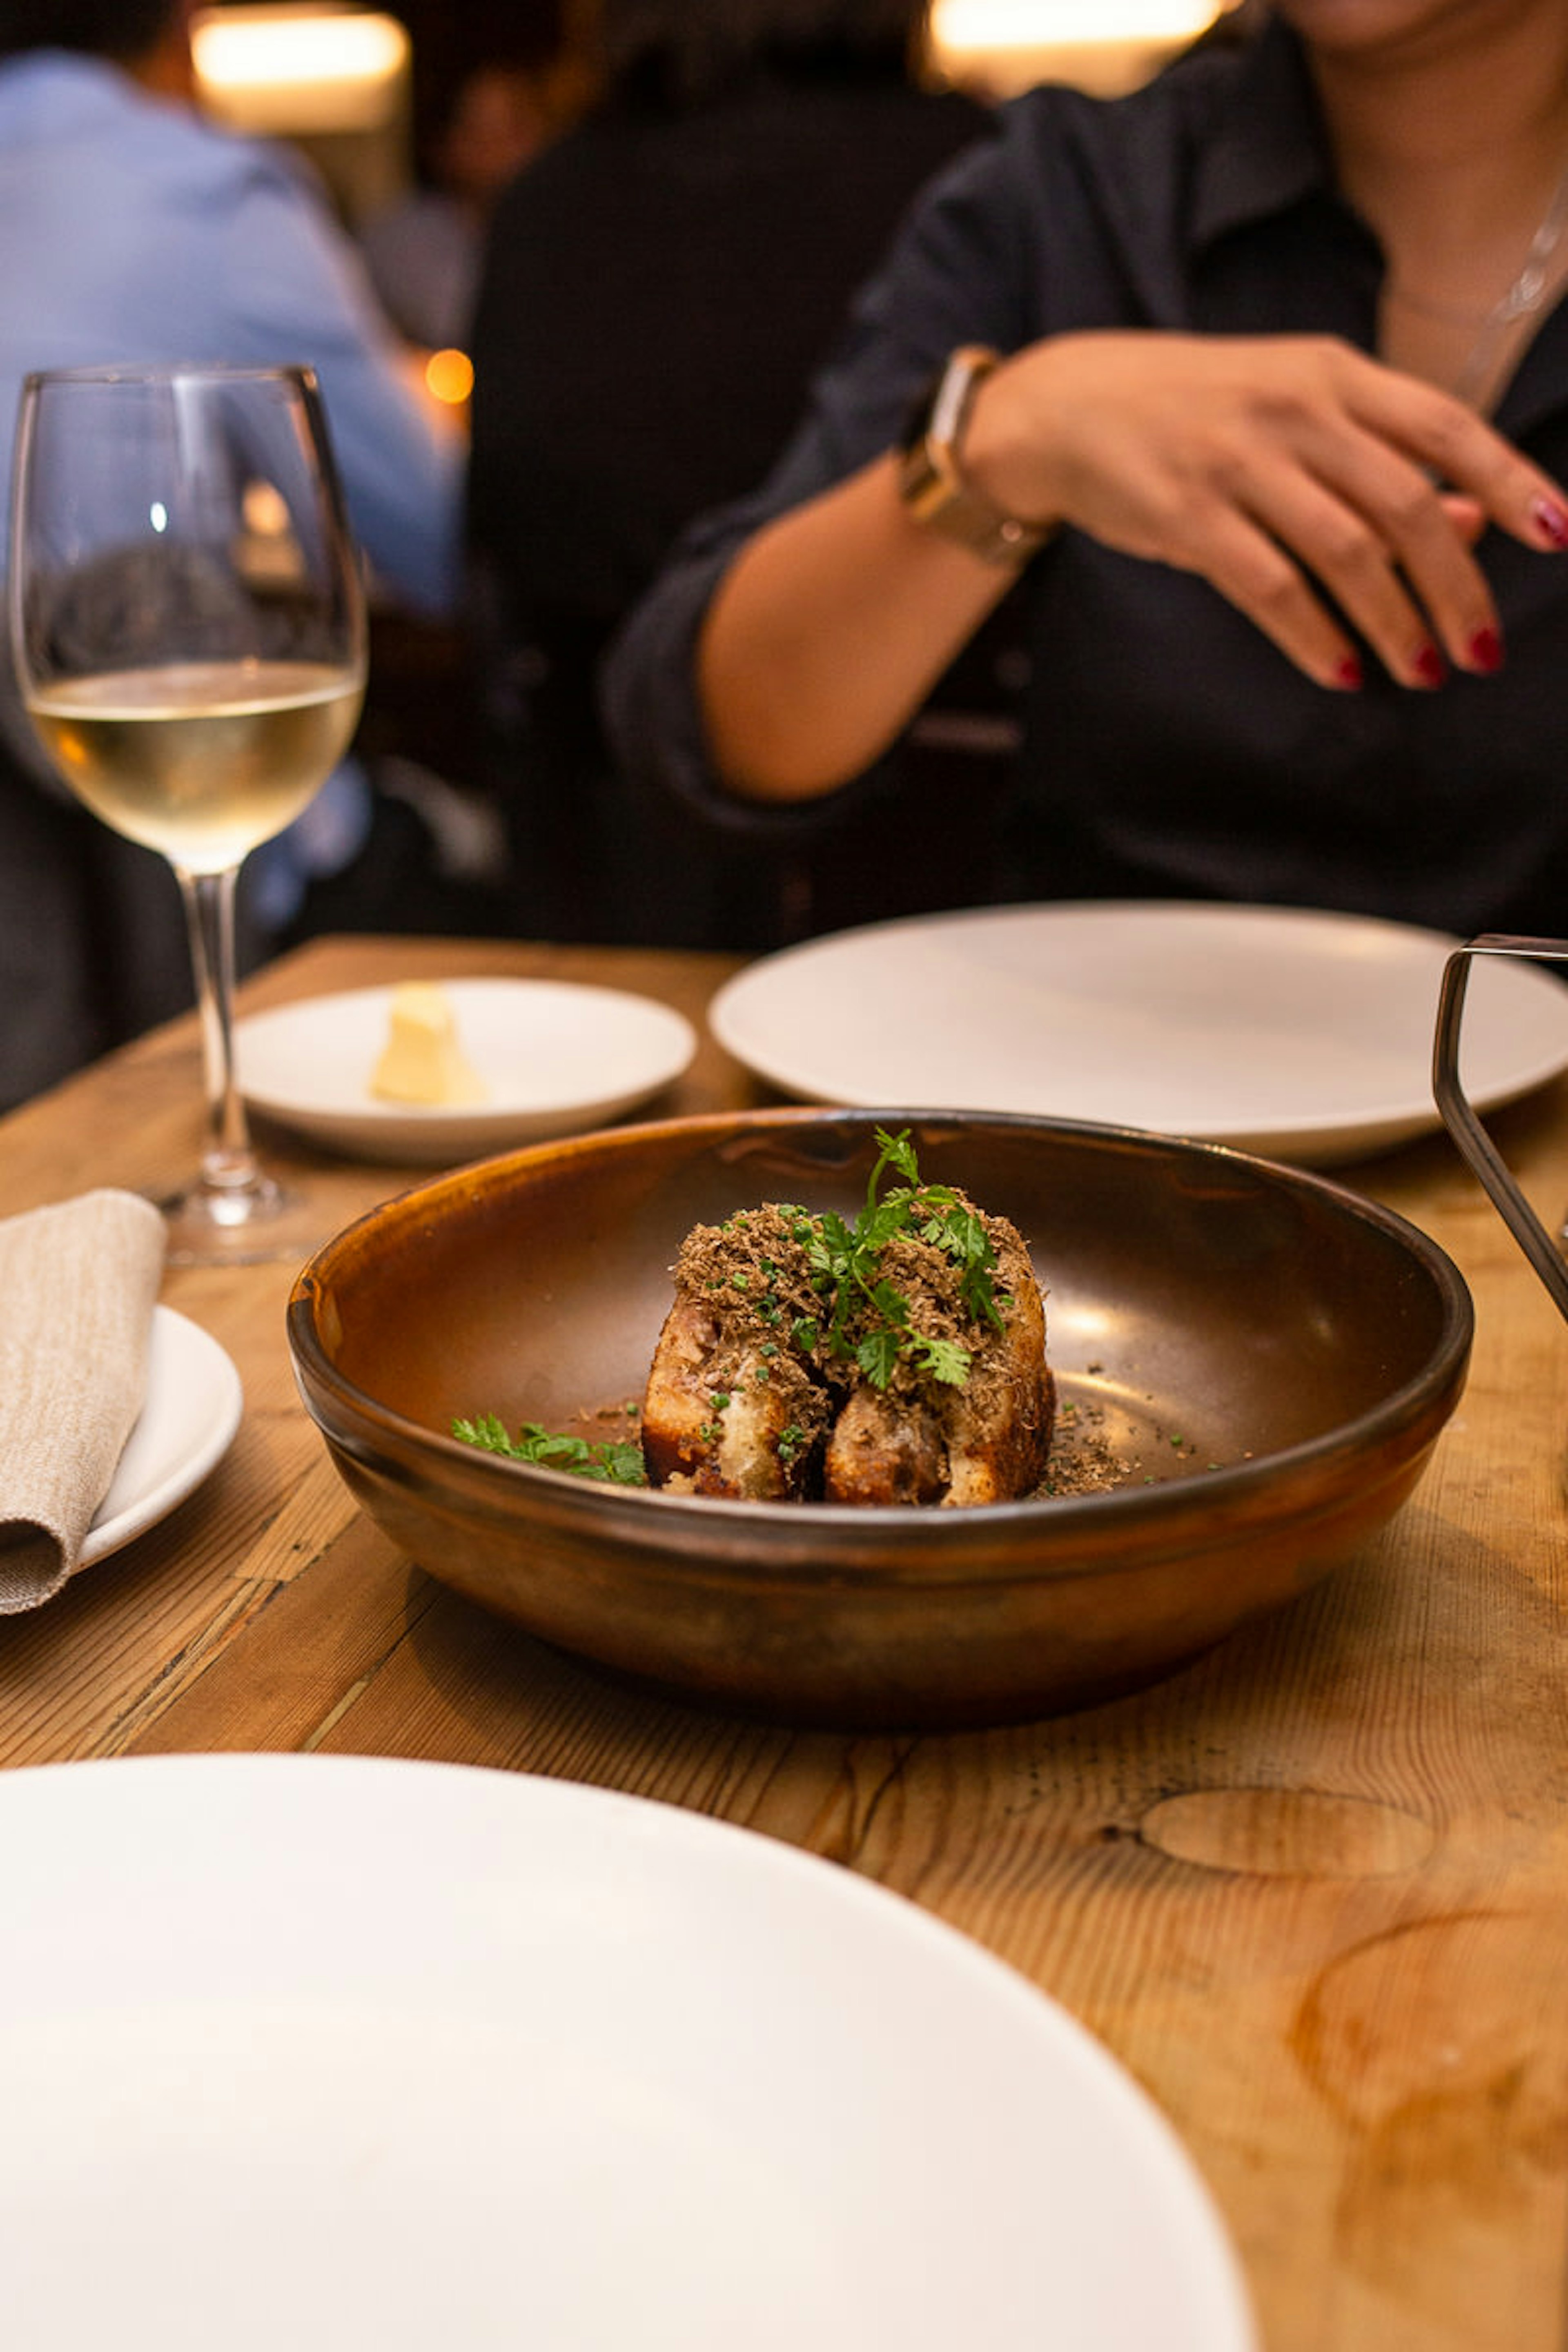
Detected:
left=641, top=1189, right=1052, bottom=1507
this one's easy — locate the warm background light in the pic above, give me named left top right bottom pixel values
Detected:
left=191, top=4, right=413, bottom=221
left=192, top=4, right=410, bottom=136
left=931, top=0, right=1230, bottom=95
left=424, top=348, right=474, bottom=408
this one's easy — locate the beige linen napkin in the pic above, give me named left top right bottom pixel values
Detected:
left=0, top=1189, right=167, bottom=1613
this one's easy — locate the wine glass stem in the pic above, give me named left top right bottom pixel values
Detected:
left=176, top=863, right=259, bottom=1196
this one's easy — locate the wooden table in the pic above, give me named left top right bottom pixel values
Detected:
left=4, top=929, right=1568, bottom=2352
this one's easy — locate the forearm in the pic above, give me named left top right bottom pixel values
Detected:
left=696, top=451, right=1020, bottom=803
left=695, top=321, right=1568, bottom=808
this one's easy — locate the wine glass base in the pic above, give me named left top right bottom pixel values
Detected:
left=157, top=1173, right=321, bottom=1268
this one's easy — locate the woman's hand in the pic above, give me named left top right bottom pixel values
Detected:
left=693, top=326, right=1568, bottom=808
left=963, top=331, right=1568, bottom=688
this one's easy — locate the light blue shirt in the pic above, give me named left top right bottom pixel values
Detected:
left=0, top=51, right=467, bottom=918
left=0, top=51, right=461, bottom=613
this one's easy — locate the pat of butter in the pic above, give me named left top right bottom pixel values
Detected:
left=370, top=982, right=489, bottom=1107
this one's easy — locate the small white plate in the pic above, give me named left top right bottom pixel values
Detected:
left=0, top=1754, right=1254, bottom=2351
left=711, top=900, right=1568, bottom=1164
left=236, top=978, right=698, bottom=1164
left=80, top=1306, right=243, bottom=1569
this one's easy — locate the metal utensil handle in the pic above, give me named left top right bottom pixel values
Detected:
left=1433, top=933, right=1568, bottom=1325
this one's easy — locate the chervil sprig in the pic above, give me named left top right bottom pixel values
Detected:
left=452, top=1414, right=648, bottom=1485
left=792, top=1128, right=1005, bottom=1391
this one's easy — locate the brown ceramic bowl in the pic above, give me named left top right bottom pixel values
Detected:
left=287, top=1109, right=1472, bottom=1730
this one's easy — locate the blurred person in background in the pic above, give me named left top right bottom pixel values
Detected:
left=359, top=52, right=570, bottom=356
left=0, top=0, right=462, bottom=1109
left=604, top=0, right=1568, bottom=942
left=466, top=0, right=996, bottom=950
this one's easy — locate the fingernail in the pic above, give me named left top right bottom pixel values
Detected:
left=1412, top=643, right=1448, bottom=688
left=1332, top=653, right=1364, bottom=690
left=1467, top=625, right=1505, bottom=674
left=1532, top=497, right=1568, bottom=548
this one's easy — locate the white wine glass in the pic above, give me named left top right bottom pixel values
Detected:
left=8, top=362, right=367, bottom=1263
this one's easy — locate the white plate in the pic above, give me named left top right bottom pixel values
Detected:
left=711, top=900, right=1568, bottom=1164
left=236, top=978, right=698, bottom=1164
left=0, top=1753, right=1256, bottom=2352
left=80, top=1306, right=243, bottom=1569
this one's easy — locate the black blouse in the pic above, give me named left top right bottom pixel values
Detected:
left=603, top=20, right=1568, bottom=939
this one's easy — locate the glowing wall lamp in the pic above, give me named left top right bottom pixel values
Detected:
left=191, top=4, right=410, bottom=136
left=931, top=0, right=1230, bottom=96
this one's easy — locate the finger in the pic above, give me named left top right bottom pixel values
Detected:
left=1343, top=360, right=1568, bottom=553
left=1440, top=492, right=1487, bottom=548
left=1168, top=501, right=1368, bottom=691
left=1254, top=432, right=1498, bottom=681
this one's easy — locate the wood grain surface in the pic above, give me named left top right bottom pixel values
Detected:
left=4, top=929, right=1568, bottom=2352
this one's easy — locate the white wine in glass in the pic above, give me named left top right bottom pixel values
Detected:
left=9, top=363, right=367, bottom=1263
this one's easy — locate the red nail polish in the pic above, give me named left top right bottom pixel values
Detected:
left=1468, top=625, right=1505, bottom=674
left=1532, top=498, right=1568, bottom=548
left=1332, top=653, right=1363, bottom=690
left=1412, top=643, right=1447, bottom=688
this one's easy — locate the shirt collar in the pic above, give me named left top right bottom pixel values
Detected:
left=1182, top=20, right=1568, bottom=440
left=1189, top=17, right=1336, bottom=255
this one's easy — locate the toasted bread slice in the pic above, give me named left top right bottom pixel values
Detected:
left=642, top=1296, right=824, bottom=1499
left=643, top=1175, right=1052, bottom=1509
left=823, top=1217, right=1052, bottom=1506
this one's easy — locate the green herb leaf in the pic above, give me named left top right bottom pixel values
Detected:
left=916, top=1336, right=972, bottom=1388
left=452, top=1416, right=647, bottom=1486
left=855, top=1327, right=902, bottom=1390
left=871, top=1126, right=922, bottom=1192
left=766, top=1131, right=1009, bottom=1393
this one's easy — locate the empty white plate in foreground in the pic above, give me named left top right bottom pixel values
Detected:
left=236, top=978, right=697, bottom=1163
left=80, top=1307, right=242, bottom=1570
left=0, top=1754, right=1255, bottom=2352
left=711, top=900, right=1568, bottom=1163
